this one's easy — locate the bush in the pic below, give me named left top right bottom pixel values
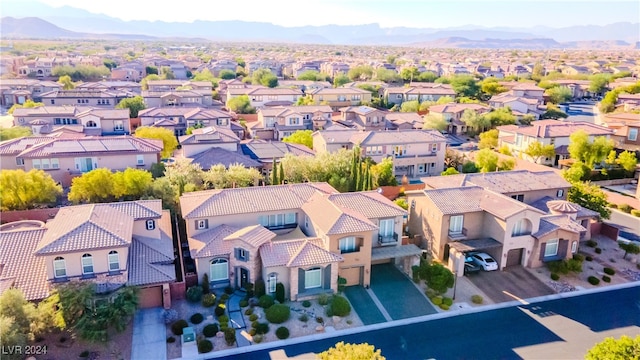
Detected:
left=258, top=295, right=275, bottom=309
left=302, top=300, right=311, bottom=308
left=224, top=286, right=234, bottom=294
left=243, top=282, right=255, bottom=298
left=412, top=265, right=421, bottom=283
left=163, top=309, right=179, bottom=324
left=619, top=204, right=632, bottom=213
left=275, top=326, right=290, bottom=339
left=602, top=275, right=611, bottom=283
left=171, top=319, right=189, bottom=335
left=425, top=288, right=438, bottom=299
left=249, top=328, right=256, bottom=336
left=550, top=273, right=560, bottom=281
left=330, top=295, right=351, bottom=317
left=220, top=293, right=230, bottom=301
left=203, top=324, right=219, bottom=337
left=265, top=304, right=291, bottom=323
left=202, top=273, right=210, bottom=294
left=573, top=253, right=585, bottom=262
left=603, top=267, right=615, bottom=276
left=224, top=328, right=236, bottom=346
left=190, top=313, right=204, bottom=324
left=166, top=336, right=176, bottom=344
left=318, top=293, right=330, bottom=305
left=202, top=293, right=216, bottom=307
left=218, top=315, right=229, bottom=325
left=215, top=305, right=226, bottom=317
left=588, top=276, right=600, bottom=285
left=586, top=255, right=593, bottom=261
left=431, top=296, right=443, bottom=306
left=337, top=276, right=347, bottom=292
left=567, top=258, right=583, bottom=273
left=256, top=322, right=270, bottom=335
left=299, top=314, right=309, bottom=322
left=255, top=278, right=266, bottom=298
left=249, top=314, right=258, bottom=322
left=439, top=304, right=450, bottom=311
left=631, top=209, right=640, bottom=217
left=244, top=308, right=253, bottom=316
left=251, top=320, right=259, bottom=329
left=198, top=339, right=213, bottom=353
left=325, top=307, right=333, bottom=317
left=239, top=299, right=249, bottom=308
left=275, top=282, right=285, bottom=303
left=586, top=240, right=597, bottom=248
left=316, top=316, right=324, bottom=324
left=186, top=286, right=203, bottom=303
left=252, top=334, right=263, bottom=343
left=471, top=295, right=483, bottom=304
left=442, top=297, right=453, bottom=306
left=595, top=248, right=602, bottom=254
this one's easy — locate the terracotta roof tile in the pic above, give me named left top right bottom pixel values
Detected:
left=260, top=238, right=343, bottom=268
left=224, top=225, right=276, bottom=248
left=189, top=225, right=239, bottom=259
left=328, top=191, right=406, bottom=219
left=0, top=226, right=49, bottom=300
left=128, top=211, right=176, bottom=286
left=302, top=192, right=377, bottom=235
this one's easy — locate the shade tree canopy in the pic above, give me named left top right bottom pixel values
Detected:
left=0, top=169, right=62, bottom=210
left=134, top=126, right=178, bottom=158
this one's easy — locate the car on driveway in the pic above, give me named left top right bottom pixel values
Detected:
left=464, top=254, right=482, bottom=275
left=469, top=252, right=498, bottom=271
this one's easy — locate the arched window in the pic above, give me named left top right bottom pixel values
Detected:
left=268, top=273, right=278, bottom=293
left=53, top=256, right=66, bottom=278
left=210, top=258, right=228, bottom=281
left=512, top=219, right=533, bottom=237
left=108, top=251, right=120, bottom=271
left=571, top=241, right=578, bottom=254
left=85, top=120, right=97, bottom=128
left=81, top=253, right=94, bottom=274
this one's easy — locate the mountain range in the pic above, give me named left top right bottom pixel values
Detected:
left=1, top=0, right=639, bottom=48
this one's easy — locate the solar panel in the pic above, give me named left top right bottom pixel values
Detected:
left=104, top=139, right=136, bottom=151
left=79, top=140, right=107, bottom=152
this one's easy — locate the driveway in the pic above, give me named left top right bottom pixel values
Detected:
left=131, top=307, right=166, bottom=360
left=370, top=263, right=437, bottom=319
left=467, top=266, right=554, bottom=303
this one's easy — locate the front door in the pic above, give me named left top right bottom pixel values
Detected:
left=237, top=268, right=249, bottom=289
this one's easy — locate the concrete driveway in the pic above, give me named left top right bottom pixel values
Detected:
left=131, top=307, right=167, bottom=360
left=467, top=266, right=554, bottom=303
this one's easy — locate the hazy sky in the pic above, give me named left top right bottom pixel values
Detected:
left=36, top=0, right=640, bottom=28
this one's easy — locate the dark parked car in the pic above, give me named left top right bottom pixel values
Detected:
left=464, top=255, right=482, bottom=275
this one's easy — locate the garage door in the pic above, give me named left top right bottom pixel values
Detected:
left=506, top=248, right=524, bottom=267
left=340, top=267, right=362, bottom=286
left=138, top=286, right=163, bottom=308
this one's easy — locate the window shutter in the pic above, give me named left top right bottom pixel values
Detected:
left=558, top=239, right=569, bottom=258
left=204, top=219, right=209, bottom=229
left=323, top=264, right=331, bottom=289
left=539, top=243, right=547, bottom=261
left=298, top=268, right=305, bottom=291
left=245, top=250, right=250, bottom=262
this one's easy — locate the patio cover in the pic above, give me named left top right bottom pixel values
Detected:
left=448, top=238, right=502, bottom=253
left=371, top=244, right=423, bottom=261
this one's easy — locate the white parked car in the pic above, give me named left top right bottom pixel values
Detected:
left=469, top=252, right=498, bottom=271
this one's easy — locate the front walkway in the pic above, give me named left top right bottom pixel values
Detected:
left=370, top=263, right=437, bottom=319
left=131, top=307, right=167, bottom=360
left=228, top=290, right=251, bottom=347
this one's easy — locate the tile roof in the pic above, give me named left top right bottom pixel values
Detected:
left=0, top=136, right=53, bottom=155
left=0, top=226, right=49, bottom=301
left=107, top=200, right=163, bottom=220
left=224, top=225, right=276, bottom=248
left=76, top=109, right=129, bottom=120
left=528, top=196, right=600, bottom=218
left=17, top=136, right=163, bottom=158
left=188, top=147, right=262, bottom=170
left=328, top=191, right=406, bottom=219
left=428, top=103, right=490, bottom=115
left=533, top=215, right=587, bottom=238
left=241, top=140, right=315, bottom=160
left=349, top=129, right=446, bottom=145
left=260, top=238, right=343, bottom=268
left=189, top=224, right=239, bottom=259
left=422, top=170, right=570, bottom=194
left=12, top=105, right=94, bottom=117
left=180, top=183, right=337, bottom=219
left=128, top=211, right=176, bottom=286
left=423, top=186, right=486, bottom=214
left=179, top=126, right=240, bottom=145
left=313, top=129, right=359, bottom=144
left=302, top=192, right=377, bottom=235
left=497, top=120, right=613, bottom=138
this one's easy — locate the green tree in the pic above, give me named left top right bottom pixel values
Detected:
left=227, top=95, right=256, bottom=114
left=112, top=168, right=153, bottom=200
left=68, top=168, right=115, bottom=203
left=116, top=95, right=146, bottom=118
left=585, top=335, right=640, bottom=360
left=441, top=167, right=460, bottom=176
left=52, top=64, right=110, bottom=81
left=481, top=78, right=508, bottom=96
left=271, top=160, right=279, bottom=185
left=0, top=126, right=32, bottom=140
left=347, top=65, right=374, bottom=81
left=282, top=129, right=313, bottom=149
left=540, top=105, right=568, bottom=119
left=423, top=113, right=448, bottom=131
left=568, top=131, right=614, bottom=169
left=478, top=129, right=499, bottom=150
left=588, top=74, right=610, bottom=94
left=0, top=289, right=40, bottom=357
left=8, top=99, right=44, bottom=114
left=619, top=242, right=640, bottom=260
left=192, top=69, right=219, bottom=87
left=57, top=74, right=75, bottom=90
left=475, top=148, right=499, bottom=172
left=164, top=158, right=203, bottom=195
left=297, top=70, right=322, bottom=81
left=519, top=114, right=537, bottom=125
left=400, top=100, right=419, bottom=112
left=450, top=74, right=480, bottom=98
left=370, top=157, right=397, bottom=186
left=333, top=73, right=350, bottom=87
left=425, top=263, right=455, bottom=294
left=161, top=66, right=175, bottom=80
left=436, top=96, right=455, bottom=104
left=545, top=86, right=573, bottom=104
left=0, top=169, right=62, bottom=210
left=376, top=68, right=402, bottom=83
left=318, top=342, right=385, bottom=360
left=401, top=67, right=420, bottom=82
left=531, top=62, right=545, bottom=81
left=483, top=108, right=516, bottom=126
left=461, top=109, right=491, bottom=133
left=252, top=68, right=278, bottom=87
left=141, top=74, right=161, bottom=90
left=102, top=58, right=117, bottom=70
left=145, top=177, right=177, bottom=211
left=219, top=69, right=236, bottom=80
left=524, top=141, right=556, bottom=164
left=145, top=66, right=159, bottom=75
left=295, top=95, right=315, bottom=106
left=225, top=164, right=260, bottom=188
left=416, top=71, right=438, bottom=82
left=134, top=126, right=178, bottom=158
left=462, top=161, right=479, bottom=173
left=567, top=181, right=610, bottom=219
left=616, top=151, right=638, bottom=174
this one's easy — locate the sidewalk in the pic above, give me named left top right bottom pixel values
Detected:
left=131, top=307, right=167, bottom=360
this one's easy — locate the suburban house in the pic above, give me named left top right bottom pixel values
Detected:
left=0, top=200, right=176, bottom=308
left=138, top=107, right=236, bottom=137
left=384, top=84, right=456, bottom=106
left=142, top=89, right=214, bottom=108
left=5, top=136, right=163, bottom=187
left=75, top=81, right=142, bottom=95
left=0, top=79, right=61, bottom=107
left=179, top=183, right=416, bottom=300
left=384, top=112, right=424, bottom=130
left=40, top=89, right=133, bottom=108
left=178, top=125, right=260, bottom=170
left=17, top=57, right=69, bottom=78
left=498, top=82, right=545, bottom=102
left=407, top=170, right=598, bottom=276
left=427, top=103, right=491, bottom=135
left=600, top=112, right=640, bottom=151
left=254, top=105, right=333, bottom=141
left=497, top=120, right=614, bottom=166
left=226, top=87, right=303, bottom=109
left=548, top=80, right=596, bottom=99
left=488, top=93, right=542, bottom=119
left=12, top=106, right=131, bottom=136
left=241, top=139, right=315, bottom=176
left=336, top=106, right=389, bottom=131
left=313, top=129, right=447, bottom=178
left=306, top=88, right=372, bottom=111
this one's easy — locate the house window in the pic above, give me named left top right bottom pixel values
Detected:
left=379, top=218, right=394, bottom=237
left=268, top=273, right=277, bottom=293
left=136, top=155, right=145, bottom=165
left=545, top=239, right=559, bottom=257
left=431, top=143, right=438, bottom=152
left=396, top=94, right=402, bottom=99
left=339, top=237, right=357, bottom=254
left=304, top=215, right=309, bottom=229
left=393, top=145, right=406, bottom=156
left=512, top=219, right=532, bottom=236
left=304, top=268, right=322, bottom=289
left=511, top=194, right=525, bottom=202
left=50, top=99, right=55, bottom=104
left=236, top=248, right=248, bottom=261
left=16, top=158, right=24, bottom=166
left=40, top=159, right=50, bottom=169
left=210, top=258, right=229, bottom=281
left=289, top=117, right=300, bottom=125
left=51, top=158, right=59, bottom=169
left=366, top=146, right=382, bottom=155
left=196, top=219, right=208, bottom=230
left=571, top=241, right=578, bottom=254
left=449, top=215, right=464, bottom=235
left=108, top=251, right=120, bottom=271
left=114, top=120, right=124, bottom=131
left=557, top=189, right=564, bottom=198
left=32, top=159, right=41, bottom=169
left=86, top=120, right=97, bottom=128
left=258, top=212, right=296, bottom=229
left=146, top=219, right=155, bottom=230
left=81, top=254, right=94, bottom=275
left=53, top=257, right=66, bottom=278
left=629, top=128, right=638, bottom=141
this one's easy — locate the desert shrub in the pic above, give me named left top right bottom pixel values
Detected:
left=251, top=320, right=259, bottom=329
left=316, top=316, right=324, bottom=324
left=619, top=204, right=632, bottom=213
left=442, top=297, right=453, bottom=306
left=573, top=253, right=585, bottom=262
left=609, top=203, right=618, bottom=209
left=439, top=304, right=450, bottom=310
left=190, top=313, right=204, bottom=324
left=166, top=336, right=176, bottom=343
left=586, top=255, right=593, bottom=261
left=550, top=273, right=560, bottom=281
left=425, top=288, right=438, bottom=299
left=202, top=273, right=210, bottom=294
left=249, top=328, right=256, bottom=336
left=567, top=258, right=583, bottom=273
left=325, top=307, right=333, bottom=317
left=203, top=324, right=219, bottom=337
left=244, top=308, right=254, bottom=316
left=299, top=314, right=309, bottom=322
left=318, top=293, right=330, bottom=305
left=249, top=314, right=258, bottom=322
left=548, top=260, right=568, bottom=274
left=275, top=282, right=285, bottom=303
left=224, top=328, right=236, bottom=346
left=258, top=295, right=275, bottom=309
left=224, top=286, right=234, bottom=294
left=265, top=304, right=291, bottom=323
left=171, top=319, right=189, bottom=335
left=252, top=334, right=263, bottom=343
left=79, top=351, right=90, bottom=358
left=220, top=293, right=230, bottom=301
left=602, top=275, right=611, bottom=283
left=337, top=276, right=347, bottom=292
left=595, top=248, right=602, bottom=254
left=431, top=296, right=443, bottom=306
left=586, top=240, right=597, bottom=248
left=255, top=278, right=266, bottom=298
left=631, top=209, right=640, bottom=217
left=202, top=293, right=216, bottom=307
left=186, top=286, right=203, bottom=303
left=163, top=309, right=179, bottom=324
left=243, top=282, right=255, bottom=298
left=215, top=305, right=226, bottom=317
left=276, top=326, right=290, bottom=339
left=588, top=276, right=600, bottom=285
left=302, top=300, right=311, bottom=308
left=471, top=295, right=483, bottom=304
left=256, top=322, right=270, bottom=335
left=603, top=267, right=615, bottom=275
left=412, top=265, right=421, bottom=283
left=198, top=339, right=213, bottom=353
left=239, top=299, right=249, bottom=308
left=218, top=315, right=229, bottom=324
left=330, top=295, right=351, bottom=317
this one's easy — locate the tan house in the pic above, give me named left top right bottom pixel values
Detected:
left=179, top=183, right=415, bottom=300
left=384, top=84, right=456, bottom=106
left=600, top=112, right=640, bottom=151
left=40, top=89, right=133, bottom=108
left=255, top=105, right=333, bottom=140
left=428, top=103, right=491, bottom=135
left=385, top=112, right=424, bottom=130
left=0, top=79, right=61, bottom=107
left=307, top=88, right=372, bottom=111
left=12, top=106, right=131, bottom=136
left=226, top=87, right=303, bottom=109
left=0, top=200, right=176, bottom=308
left=337, top=106, right=389, bottom=131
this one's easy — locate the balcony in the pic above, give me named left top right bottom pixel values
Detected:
left=448, top=228, right=468, bottom=241
left=378, top=232, right=399, bottom=246
left=265, top=223, right=298, bottom=231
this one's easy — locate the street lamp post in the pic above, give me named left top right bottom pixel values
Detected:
left=452, top=270, right=457, bottom=300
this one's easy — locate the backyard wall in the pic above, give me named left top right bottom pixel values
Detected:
left=1, top=208, right=59, bottom=224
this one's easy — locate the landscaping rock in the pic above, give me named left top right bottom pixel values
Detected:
left=332, top=316, right=341, bottom=324
left=216, top=331, right=224, bottom=338
left=315, top=325, right=324, bottom=332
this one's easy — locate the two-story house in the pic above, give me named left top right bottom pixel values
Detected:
left=497, top=120, right=614, bottom=166
left=178, top=126, right=259, bottom=170
left=254, top=105, right=333, bottom=141
left=0, top=200, right=176, bottom=308
left=306, top=88, right=372, bottom=111
left=226, top=87, right=303, bottom=109
left=337, top=106, right=389, bottom=131
left=0, top=79, right=61, bottom=107
left=384, top=112, right=424, bottom=130
left=179, top=183, right=414, bottom=300
left=600, top=112, right=640, bottom=151
left=384, top=84, right=456, bottom=106
left=240, top=139, right=315, bottom=176
left=427, top=103, right=491, bottom=135
left=488, top=93, right=542, bottom=119
left=40, top=89, right=133, bottom=108
left=12, top=106, right=131, bottom=137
